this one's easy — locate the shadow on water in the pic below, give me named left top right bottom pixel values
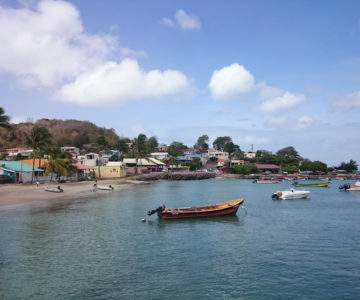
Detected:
left=146, top=214, right=244, bottom=229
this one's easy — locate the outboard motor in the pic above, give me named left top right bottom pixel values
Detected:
left=339, top=183, right=351, bottom=191
left=147, top=204, right=165, bottom=216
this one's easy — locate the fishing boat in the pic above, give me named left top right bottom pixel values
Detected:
left=272, top=188, right=310, bottom=200
left=253, top=177, right=281, bottom=184
left=147, top=198, right=244, bottom=219
left=44, top=186, right=63, bottom=193
left=97, top=185, right=114, bottom=190
left=339, top=181, right=360, bottom=191
left=293, top=182, right=329, bottom=187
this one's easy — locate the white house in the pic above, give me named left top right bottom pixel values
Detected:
left=244, top=152, right=256, bottom=159
left=150, top=152, right=169, bottom=160
left=206, top=149, right=229, bottom=161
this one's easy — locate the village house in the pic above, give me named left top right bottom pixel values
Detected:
left=206, top=149, right=229, bottom=161
left=123, top=158, right=165, bottom=175
left=0, top=160, right=43, bottom=183
left=5, top=148, right=33, bottom=160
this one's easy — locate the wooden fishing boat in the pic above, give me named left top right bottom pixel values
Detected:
left=293, top=182, right=329, bottom=187
left=147, top=198, right=244, bottom=219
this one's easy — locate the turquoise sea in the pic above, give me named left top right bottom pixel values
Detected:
left=1, top=178, right=360, bottom=299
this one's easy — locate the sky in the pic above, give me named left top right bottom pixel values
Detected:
left=0, top=0, right=360, bottom=166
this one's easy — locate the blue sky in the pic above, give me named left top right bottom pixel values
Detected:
left=0, top=0, right=360, bottom=166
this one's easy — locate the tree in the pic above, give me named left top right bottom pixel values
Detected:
left=132, top=134, right=148, bottom=174
left=115, top=138, right=130, bottom=157
left=0, top=107, right=11, bottom=130
left=213, top=136, right=232, bottom=152
left=167, top=141, right=188, bottom=157
left=233, top=164, right=257, bottom=175
left=25, top=126, right=53, bottom=184
left=45, top=146, right=77, bottom=181
left=146, top=136, right=159, bottom=153
left=300, top=160, right=327, bottom=173
left=96, top=135, right=110, bottom=150
left=276, top=146, right=300, bottom=159
left=340, top=160, right=358, bottom=172
left=194, top=134, right=209, bottom=149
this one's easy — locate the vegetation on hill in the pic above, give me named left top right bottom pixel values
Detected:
left=0, top=118, right=121, bottom=152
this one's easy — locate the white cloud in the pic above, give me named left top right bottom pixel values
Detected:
left=0, top=0, right=116, bottom=87
left=209, top=63, right=255, bottom=101
left=255, top=84, right=305, bottom=113
left=327, top=91, right=360, bottom=110
left=159, top=17, right=176, bottom=28
left=175, top=9, right=201, bottom=30
left=54, top=58, right=194, bottom=106
left=265, top=116, right=317, bottom=129
left=160, top=9, right=201, bottom=30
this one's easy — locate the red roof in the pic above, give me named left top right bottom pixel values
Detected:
left=218, top=158, right=225, bottom=162
left=256, top=164, right=280, bottom=169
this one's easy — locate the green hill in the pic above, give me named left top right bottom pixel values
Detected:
left=0, top=119, right=121, bottom=152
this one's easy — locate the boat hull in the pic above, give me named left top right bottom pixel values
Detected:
left=158, top=199, right=244, bottom=220
left=294, top=182, right=329, bottom=187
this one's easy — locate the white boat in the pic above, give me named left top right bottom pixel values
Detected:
left=97, top=185, right=114, bottom=191
left=253, top=177, right=281, bottom=184
left=272, top=188, right=310, bottom=200
left=44, top=186, right=64, bottom=193
left=339, top=181, right=360, bottom=191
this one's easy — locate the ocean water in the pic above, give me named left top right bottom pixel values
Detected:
left=0, top=179, right=360, bottom=299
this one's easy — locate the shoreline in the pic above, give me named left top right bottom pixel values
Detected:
left=0, top=178, right=149, bottom=209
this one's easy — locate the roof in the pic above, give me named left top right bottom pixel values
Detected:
left=106, top=162, right=123, bottom=167
left=0, top=160, right=42, bottom=172
left=123, top=158, right=165, bottom=166
left=256, top=164, right=281, bottom=169
left=73, top=163, right=96, bottom=170
left=21, top=159, right=48, bottom=168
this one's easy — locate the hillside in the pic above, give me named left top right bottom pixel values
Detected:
left=0, top=119, right=121, bottom=152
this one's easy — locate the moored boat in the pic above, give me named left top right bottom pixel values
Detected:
left=147, top=199, right=244, bottom=219
left=97, top=185, right=114, bottom=190
left=293, top=182, right=329, bottom=187
left=44, top=186, right=63, bottom=193
left=272, top=188, right=310, bottom=200
left=253, top=177, right=281, bottom=184
left=339, top=181, right=360, bottom=191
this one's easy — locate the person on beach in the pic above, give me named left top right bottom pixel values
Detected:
left=36, top=178, right=39, bottom=187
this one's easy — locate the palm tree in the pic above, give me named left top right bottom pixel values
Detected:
left=133, top=134, right=148, bottom=175
left=45, top=147, right=78, bottom=182
left=25, top=126, right=53, bottom=184
left=0, top=107, right=10, bottom=130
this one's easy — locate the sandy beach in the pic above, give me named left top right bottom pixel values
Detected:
left=0, top=178, right=147, bottom=209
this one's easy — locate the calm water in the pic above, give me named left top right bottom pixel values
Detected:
left=1, top=179, right=360, bottom=299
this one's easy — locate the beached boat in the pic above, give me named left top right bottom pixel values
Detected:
left=147, top=199, right=244, bottom=219
left=97, top=185, right=114, bottom=190
left=272, top=188, right=310, bottom=200
left=339, top=181, right=360, bottom=191
left=44, top=186, right=63, bottom=193
left=293, top=182, right=329, bottom=187
left=253, top=177, right=281, bottom=184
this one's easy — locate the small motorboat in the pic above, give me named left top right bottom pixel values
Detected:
left=44, top=186, right=64, bottom=193
left=293, top=181, right=329, bottom=187
left=97, top=185, right=114, bottom=190
left=147, top=199, right=244, bottom=219
left=339, top=181, right=360, bottom=191
left=253, top=177, right=281, bottom=184
left=272, top=188, right=310, bottom=200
